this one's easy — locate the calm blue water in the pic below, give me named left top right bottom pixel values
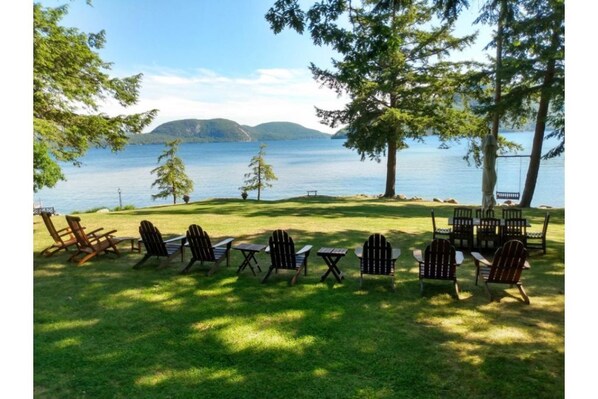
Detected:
left=34, top=132, right=564, bottom=214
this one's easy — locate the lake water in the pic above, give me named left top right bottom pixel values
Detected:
left=34, top=132, right=564, bottom=214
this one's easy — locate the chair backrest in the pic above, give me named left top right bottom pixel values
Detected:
left=41, top=211, right=68, bottom=243
left=361, top=233, right=394, bottom=275
left=503, top=218, right=527, bottom=242
left=454, top=207, right=473, bottom=218
left=431, top=210, right=438, bottom=231
left=269, top=230, right=297, bottom=269
left=488, top=240, right=528, bottom=283
left=65, top=215, right=92, bottom=248
left=186, top=224, right=215, bottom=261
left=478, top=217, right=500, bottom=233
left=476, top=208, right=495, bottom=218
left=452, top=217, right=473, bottom=237
left=502, top=208, right=523, bottom=219
left=139, top=220, right=168, bottom=256
left=421, top=239, right=456, bottom=280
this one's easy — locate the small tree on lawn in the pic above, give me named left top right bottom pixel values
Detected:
left=151, top=139, right=194, bottom=204
left=240, top=144, right=277, bottom=201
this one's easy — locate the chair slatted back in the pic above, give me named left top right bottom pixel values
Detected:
left=186, top=224, right=215, bottom=261
left=269, top=230, right=296, bottom=269
left=503, top=218, right=527, bottom=243
left=452, top=217, right=473, bottom=239
left=139, top=220, right=168, bottom=256
left=502, top=208, right=523, bottom=219
left=421, top=239, right=456, bottom=280
left=478, top=218, right=500, bottom=237
left=454, top=207, right=473, bottom=218
left=488, top=240, right=528, bottom=283
left=66, top=215, right=92, bottom=248
left=41, top=212, right=68, bottom=243
left=361, top=234, right=394, bottom=276
left=476, top=209, right=495, bottom=218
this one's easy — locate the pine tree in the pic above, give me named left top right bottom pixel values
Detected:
left=151, top=140, right=194, bottom=204
left=240, top=144, right=277, bottom=201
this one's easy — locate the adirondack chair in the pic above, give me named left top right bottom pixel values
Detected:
left=431, top=210, right=451, bottom=240
left=180, top=224, right=234, bottom=275
left=476, top=217, right=501, bottom=251
left=355, top=233, right=400, bottom=290
left=40, top=211, right=102, bottom=257
left=413, top=239, right=463, bottom=299
left=526, top=212, right=550, bottom=254
left=262, top=230, right=312, bottom=285
left=475, top=208, right=495, bottom=218
left=472, top=240, right=531, bottom=304
left=65, top=215, right=123, bottom=266
left=450, top=216, right=474, bottom=250
left=134, top=220, right=186, bottom=269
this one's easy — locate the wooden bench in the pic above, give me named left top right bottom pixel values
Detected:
left=34, top=207, right=55, bottom=216
left=306, top=190, right=318, bottom=197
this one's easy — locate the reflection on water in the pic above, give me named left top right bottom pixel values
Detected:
left=35, top=132, right=564, bottom=214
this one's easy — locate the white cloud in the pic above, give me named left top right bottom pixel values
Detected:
left=103, top=67, right=349, bottom=134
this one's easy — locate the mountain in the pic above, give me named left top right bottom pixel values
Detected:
left=127, top=119, right=331, bottom=145
left=331, top=127, right=349, bottom=139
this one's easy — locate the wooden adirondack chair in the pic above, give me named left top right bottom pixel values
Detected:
left=453, top=207, right=473, bottom=218
left=134, top=220, right=186, bottom=269
left=180, top=224, right=234, bottom=275
left=65, top=215, right=123, bottom=266
left=355, top=233, right=400, bottom=290
left=262, top=230, right=312, bottom=285
left=450, top=216, right=474, bottom=250
left=472, top=240, right=531, bottom=304
left=40, top=211, right=102, bottom=257
left=502, top=218, right=527, bottom=246
left=502, top=207, right=523, bottom=220
left=413, top=239, right=463, bottom=299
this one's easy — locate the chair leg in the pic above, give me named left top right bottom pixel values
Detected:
left=419, top=280, right=424, bottom=296
left=484, top=282, right=494, bottom=302
left=261, top=267, right=274, bottom=283
left=359, top=274, right=363, bottom=289
left=291, top=266, right=304, bottom=286
left=454, top=279, right=460, bottom=300
left=390, top=276, right=395, bottom=292
left=133, top=254, right=151, bottom=269
left=207, top=259, right=223, bottom=276
left=76, top=251, right=98, bottom=266
left=517, top=283, right=530, bottom=304
left=179, top=258, right=196, bottom=274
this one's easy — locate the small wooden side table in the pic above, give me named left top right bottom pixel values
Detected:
left=234, top=243, right=266, bottom=276
left=317, top=247, right=348, bottom=283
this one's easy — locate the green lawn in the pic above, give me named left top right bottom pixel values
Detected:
left=34, top=197, right=565, bottom=398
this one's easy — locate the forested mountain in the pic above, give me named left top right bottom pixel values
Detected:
left=127, top=119, right=331, bottom=144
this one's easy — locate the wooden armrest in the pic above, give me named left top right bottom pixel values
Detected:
left=88, top=230, right=117, bottom=243
left=86, top=228, right=105, bottom=237
left=296, top=245, right=313, bottom=255
left=412, top=249, right=423, bottom=263
left=264, top=246, right=270, bottom=253
left=471, top=252, right=491, bottom=266
left=354, top=247, right=363, bottom=258
left=455, top=251, right=464, bottom=266
left=524, top=260, right=531, bottom=269
left=166, top=235, right=187, bottom=244
left=213, top=237, right=234, bottom=248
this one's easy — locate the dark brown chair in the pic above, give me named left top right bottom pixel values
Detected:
left=180, top=224, right=234, bottom=275
left=65, top=215, right=123, bottom=266
left=502, top=207, right=523, bottom=219
left=502, top=218, right=527, bottom=246
left=453, top=207, right=473, bottom=218
left=476, top=217, right=501, bottom=251
left=450, top=217, right=474, bottom=250
left=262, top=230, right=312, bottom=285
left=40, top=211, right=100, bottom=257
left=356, top=233, right=399, bottom=290
left=526, top=212, right=550, bottom=254
left=472, top=240, right=531, bottom=304
left=431, top=210, right=451, bottom=240
left=413, top=239, right=462, bottom=299
left=134, top=220, right=186, bottom=269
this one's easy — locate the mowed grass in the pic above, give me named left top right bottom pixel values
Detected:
left=33, top=196, right=565, bottom=399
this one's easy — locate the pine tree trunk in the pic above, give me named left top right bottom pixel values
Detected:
left=519, top=56, right=556, bottom=208
left=384, top=138, right=397, bottom=198
left=257, top=163, right=261, bottom=201
left=491, top=1, right=505, bottom=139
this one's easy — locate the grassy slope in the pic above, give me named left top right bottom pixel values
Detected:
left=33, top=197, right=565, bottom=399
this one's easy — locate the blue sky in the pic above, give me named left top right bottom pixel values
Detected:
left=34, top=0, right=493, bottom=134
